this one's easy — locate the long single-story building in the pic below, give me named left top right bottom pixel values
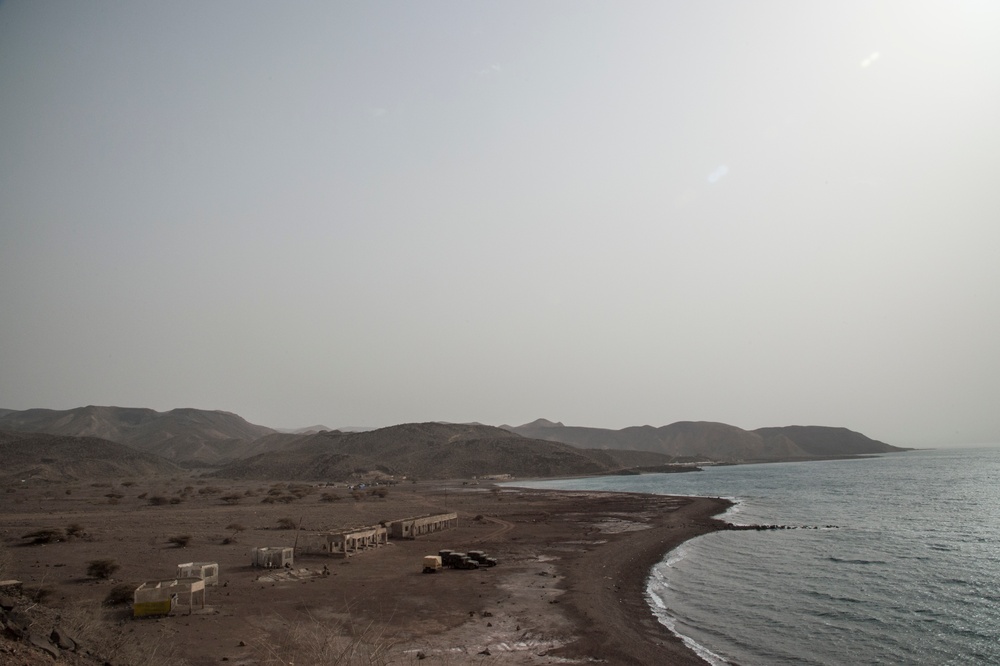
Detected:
left=299, top=525, right=388, bottom=558
left=388, top=513, right=458, bottom=539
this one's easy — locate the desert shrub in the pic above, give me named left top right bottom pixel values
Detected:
left=103, top=583, right=135, bottom=606
left=276, top=518, right=297, bottom=530
left=198, top=486, right=223, bottom=495
left=221, top=493, right=242, bottom=504
left=27, top=585, right=55, bottom=603
left=87, top=559, right=120, bottom=579
left=370, top=487, right=389, bottom=498
left=0, top=543, right=11, bottom=579
left=66, top=523, right=86, bottom=537
left=473, top=514, right=484, bottom=521
left=287, top=484, right=313, bottom=498
left=120, top=480, right=136, bottom=487
left=249, top=611, right=395, bottom=665
left=147, top=495, right=168, bottom=506
left=22, top=529, right=63, bottom=545
left=65, top=488, right=72, bottom=495
left=222, top=523, right=246, bottom=544
left=90, top=482, right=111, bottom=488
left=104, top=492, right=124, bottom=500
left=320, top=491, right=342, bottom=502
left=168, top=534, right=192, bottom=548
left=350, top=490, right=364, bottom=501
left=168, top=497, right=183, bottom=505
left=137, top=492, right=148, bottom=499
left=267, top=487, right=285, bottom=496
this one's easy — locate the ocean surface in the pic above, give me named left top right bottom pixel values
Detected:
left=513, top=445, right=1000, bottom=665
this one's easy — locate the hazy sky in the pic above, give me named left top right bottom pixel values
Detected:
left=2, top=2, right=998, bottom=446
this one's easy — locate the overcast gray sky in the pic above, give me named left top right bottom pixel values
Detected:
left=2, top=2, right=998, bottom=446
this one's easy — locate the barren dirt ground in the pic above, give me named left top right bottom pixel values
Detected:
left=0, top=475, right=728, bottom=665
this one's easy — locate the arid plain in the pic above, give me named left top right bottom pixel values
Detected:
left=1, top=473, right=728, bottom=665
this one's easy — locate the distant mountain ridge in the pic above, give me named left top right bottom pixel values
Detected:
left=0, top=430, right=181, bottom=482
left=0, top=406, right=274, bottom=466
left=504, top=419, right=906, bottom=461
left=209, top=421, right=679, bottom=481
left=0, top=406, right=906, bottom=475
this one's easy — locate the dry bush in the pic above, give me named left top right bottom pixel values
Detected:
left=251, top=611, right=396, bottom=666
left=276, top=517, right=298, bottom=530
left=66, top=523, right=86, bottom=537
left=287, top=483, right=314, bottom=498
left=104, top=582, right=135, bottom=606
left=147, top=495, right=168, bottom=506
left=0, top=542, right=10, bottom=579
left=350, top=490, right=364, bottom=501
left=168, top=534, right=192, bottom=548
left=198, top=486, right=223, bottom=495
left=223, top=523, right=246, bottom=544
left=168, top=497, right=183, bottom=505
left=61, top=601, right=189, bottom=666
left=221, top=492, right=242, bottom=504
left=22, top=529, right=63, bottom=545
left=321, top=491, right=342, bottom=502
left=121, top=480, right=137, bottom=487
left=370, top=487, right=388, bottom=498
left=26, top=585, right=55, bottom=604
left=105, top=492, right=124, bottom=500
left=87, top=558, right=120, bottom=579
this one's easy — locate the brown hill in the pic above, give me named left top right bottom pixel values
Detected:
left=210, top=422, right=676, bottom=481
left=505, top=419, right=906, bottom=462
left=0, top=406, right=275, bottom=466
left=0, top=430, right=181, bottom=482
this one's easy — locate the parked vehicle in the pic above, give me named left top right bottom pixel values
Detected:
left=422, top=555, right=442, bottom=573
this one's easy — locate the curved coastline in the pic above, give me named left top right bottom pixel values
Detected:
left=550, top=494, right=732, bottom=664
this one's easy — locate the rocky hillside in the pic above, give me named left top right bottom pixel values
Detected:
left=0, top=406, right=275, bottom=466
left=504, top=419, right=906, bottom=462
left=210, top=422, right=677, bottom=481
left=0, top=430, right=181, bottom=482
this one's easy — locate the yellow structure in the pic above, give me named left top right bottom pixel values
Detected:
left=133, top=578, right=206, bottom=618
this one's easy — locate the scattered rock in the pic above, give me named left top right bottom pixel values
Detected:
left=51, top=625, right=78, bottom=650
left=28, top=630, right=60, bottom=658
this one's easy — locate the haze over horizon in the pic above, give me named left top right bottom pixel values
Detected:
left=2, top=2, right=998, bottom=448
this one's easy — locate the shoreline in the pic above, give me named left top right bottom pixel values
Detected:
left=400, top=485, right=734, bottom=664
left=546, top=493, right=732, bottom=664
left=1, top=478, right=733, bottom=665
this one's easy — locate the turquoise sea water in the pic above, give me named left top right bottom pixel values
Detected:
left=514, top=446, right=1000, bottom=665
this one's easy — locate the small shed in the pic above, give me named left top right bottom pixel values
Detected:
left=176, top=562, right=219, bottom=586
left=133, top=578, right=206, bottom=617
left=252, top=546, right=294, bottom=568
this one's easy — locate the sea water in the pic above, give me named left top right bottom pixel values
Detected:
left=514, top=445, right=1000, bottom=665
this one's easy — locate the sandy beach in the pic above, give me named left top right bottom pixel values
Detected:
left=0, top=478, right=731, bottom=665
